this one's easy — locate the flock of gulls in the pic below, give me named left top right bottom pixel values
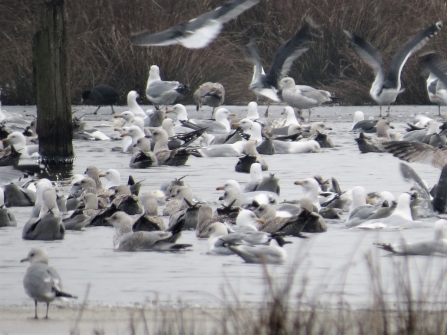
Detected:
left=4, top=0, right=447, bottom=320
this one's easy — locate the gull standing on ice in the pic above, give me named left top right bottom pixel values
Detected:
left=193, top=82, right=225, bottom=119
left=279, top=77, right=332, bottom=121
left=145, top=65, right=189, bottom=109
left=344, top=21, right=442, bottom=117
left=246, top=18, right=319, bottom=115
left=420, top=52, right=447, bottom=116
left=21, top=247, right=77, bottom=319
left=130, top=0, right=260, bottom=49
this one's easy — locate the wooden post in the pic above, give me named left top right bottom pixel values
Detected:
left=33, top=0, right=73, bottom=166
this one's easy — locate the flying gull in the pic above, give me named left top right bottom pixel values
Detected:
left=131, top=0, right=260, bottom=49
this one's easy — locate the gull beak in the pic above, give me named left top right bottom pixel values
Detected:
left=98, top=173, right=106, bottom=177
left=294, top=180, right=303, bottom=185
left=2, top=138, right=8, bottom=144
left=166, top=109, right=173, bottom=114
left=20, top=257, right=28, bottom=263
left=120, top=133, right=128, bottom=137
left=113, top=114, right=122, bottom=118
left=216, top=186, right=224, bottom=190
left=229, top=113, right=236, bottom=117
left=256, top=218, right=265, bottom=225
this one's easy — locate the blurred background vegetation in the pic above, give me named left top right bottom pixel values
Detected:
left=1, top=0, right=447, bottom=106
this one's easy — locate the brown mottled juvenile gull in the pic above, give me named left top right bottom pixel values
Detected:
left=383, top=140, right=447, bottom=169
left=355, top=119, right=394, bottom=153
left=21, top=247, right=77, bottom=319
left=152, top=128, right=190, bottom=166
left=194, top=82, right=225, bottom=118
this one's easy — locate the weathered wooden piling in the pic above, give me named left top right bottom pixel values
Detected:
left=32, top=0, right=73, bottom=166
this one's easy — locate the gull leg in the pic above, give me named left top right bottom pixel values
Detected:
left=45, top=303, right=49, bottom=319
left=264, top=103, right=270, bottom=118
left=110, top=105, right=115, bottom=115
left=308, top=109, right=312, bottom=123
left=385, top=105, right=391, bottom=117
left=93, top=106, right=101, bottom=115
left=34, top=300, right=38, bottom=319
left=210, top=107, right=215, bottom=120
left=379, top=106, right=382, bottom=117
left=438, top=104, right=441, bottom=117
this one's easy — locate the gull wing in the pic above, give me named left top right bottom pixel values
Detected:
left=421, top=51, right=447, bottom=90
left=383, top=140, right=447, bottom=169
left=265, top=18, right=317, bottom=88
left=386, top=21, right=442, bottom=89
left=130, top=0, right=260, bottom=48
left=344, top=30, right=385, bottom=84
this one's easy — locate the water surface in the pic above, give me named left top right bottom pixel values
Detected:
left=1, top=104, right=446, bottom=308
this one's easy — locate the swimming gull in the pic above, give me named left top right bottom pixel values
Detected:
left=294, top=178, right=321, bottom=209
left=133, top=197, right=166, bottom=232
left=355, top=119, right=394, bottom=153
left=131, top=137, right=158, bottom=168
left=114, top=111, right=145, bottom=131
left=244, top=163, right=263, bottom=192
left=193, top=82, right=225, bottom=118
left=272, top=138, right=320, bottom=154
left=152, top=128, right=191, bottom=166
left=130, top=0, right=259, bottom=49
left=81, top=85, right=119, bottom=115
left=350, top=111, right=377, bottom=133
left=207, top=221, right=270, bottom=256
left=344, top=21, right=442, bottom=116
left=21, top=247, right=77, bottom=319
left=356, top=193, right=422, bottom=229
left=109, top=211, right=192, bottom=251
left=0, top=186, right=16, bottom=227
left=181, top=107, right=235, bottom=134
left=3, top=131, right=38, bottom=158
left=145, top=65, right=189, bottom=109
left=126, top=90, right=147, bottom=118
left=22, top=188, right=65, bottom=240
left=99, top=169, right=121, bottom=190
left=375, top=219, right=447, bottom=255
left=227, top=235, right=291, bottom=264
